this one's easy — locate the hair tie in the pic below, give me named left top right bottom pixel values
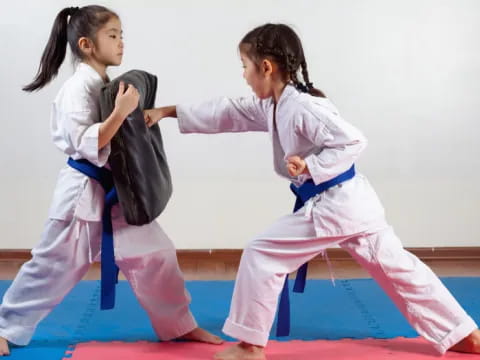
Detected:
left=69, top=6, right=80, bottom=16
left=306, top=82, right=314, bottom=89
left=294, top=82, right=308, bottom=93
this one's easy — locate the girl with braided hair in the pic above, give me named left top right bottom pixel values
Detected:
left=0, top=5, right=223, bottom=356
left=145, top=23, right=479, bottom=359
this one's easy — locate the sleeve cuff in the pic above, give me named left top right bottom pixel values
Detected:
left=78, top=123, right=110, bottom=167
left=304, top=154, right=326, bottom=185
left=176, top=104, right=191, bottom=134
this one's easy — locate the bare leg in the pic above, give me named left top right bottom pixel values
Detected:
left=214, top=342, right=265, bottom=360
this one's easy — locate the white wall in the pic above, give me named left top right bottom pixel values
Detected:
left=1, top=0, right=479, bottom=249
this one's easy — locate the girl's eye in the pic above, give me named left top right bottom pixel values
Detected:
left=110, top=35, right=117, bottom=39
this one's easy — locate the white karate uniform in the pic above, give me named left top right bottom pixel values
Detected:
left=177, top=84, right=477, bottom=354
left=0, top=63, right=196, bottom=346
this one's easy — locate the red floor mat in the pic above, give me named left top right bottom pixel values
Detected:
left=65, top=338, right=479, bottom=359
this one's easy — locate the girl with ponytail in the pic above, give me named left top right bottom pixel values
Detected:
left=0, top=6, right=221, bottom=356
left=144, top=23, right=480, bottom=359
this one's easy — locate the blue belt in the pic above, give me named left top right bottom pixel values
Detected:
left=276, top=164, right=356, bottom=336
left=67, top=158, right=119, bottom=310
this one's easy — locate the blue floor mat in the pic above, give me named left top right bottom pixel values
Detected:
left=0, top=281, right=97, bottom=360
left=0, top=277, right=479, bottom=359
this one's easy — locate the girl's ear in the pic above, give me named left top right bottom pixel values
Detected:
left=78, top=37, right=94, bottom=56
left=261, top=58, right=274, bottom=77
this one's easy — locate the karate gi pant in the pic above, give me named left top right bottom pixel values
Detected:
left=0, top=210, right=197, bottom=345
left=222, top=208, right=477, bottom=355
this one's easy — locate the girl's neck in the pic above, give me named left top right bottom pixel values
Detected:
left=83, top=59, right=108, bottom=82
left=271, top=78, right=289, bottom=104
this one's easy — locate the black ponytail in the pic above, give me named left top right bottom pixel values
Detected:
left=23, top=8, right=73, bottom=92
left=23, top=5, right=117, bottom=92
left=239, top=23, right=326, bottom=98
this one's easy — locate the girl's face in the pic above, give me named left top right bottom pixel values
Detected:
left=240, top=51, right=273, bottom=99
left=91, top=16, right=124, bottom=66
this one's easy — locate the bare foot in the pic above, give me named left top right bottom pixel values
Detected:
left=177, top=327, right=223, bottom=345
left=214, top=342, right=265, bottom=360
left=0, top=337, right=10, bottom=356
left=449, top=329, right=480, bottom=353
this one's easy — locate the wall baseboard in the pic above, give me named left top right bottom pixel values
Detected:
left=1, top=247, right=479, bottom=262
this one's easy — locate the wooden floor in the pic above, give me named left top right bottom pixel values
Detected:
left=1, top=258, right=479, bottom=281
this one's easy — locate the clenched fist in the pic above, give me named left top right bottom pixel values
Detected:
left=286, top=156, right=310, bottom=177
